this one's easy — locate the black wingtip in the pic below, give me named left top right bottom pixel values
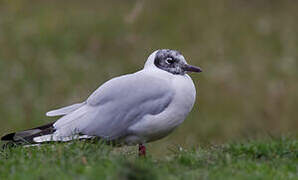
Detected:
left=1, top=133, right=16, bottom=141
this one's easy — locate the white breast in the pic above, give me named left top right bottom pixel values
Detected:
left=127, top=72, right=196, bottom=144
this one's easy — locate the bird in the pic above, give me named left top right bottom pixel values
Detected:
left=1, top=49, right=202, bottom=156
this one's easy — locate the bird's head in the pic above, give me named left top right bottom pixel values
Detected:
left=144, top=49, right=202, bottom=75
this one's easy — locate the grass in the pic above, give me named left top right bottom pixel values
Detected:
left=0, top=137, right=297, bottom=180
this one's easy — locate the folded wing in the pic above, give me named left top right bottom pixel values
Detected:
left=52, top=72, right=174, bottom=140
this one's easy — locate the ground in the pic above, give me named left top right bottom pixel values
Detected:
left=0, top=137, right=297, bottom=180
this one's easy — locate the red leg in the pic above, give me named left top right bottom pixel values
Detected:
left=138, top=144, right=146, bottom=157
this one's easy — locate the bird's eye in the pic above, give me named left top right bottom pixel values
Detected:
left=165, top=58, right=174, bottom=64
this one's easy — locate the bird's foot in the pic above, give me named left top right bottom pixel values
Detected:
left=138, top=144, right=146, bottom=157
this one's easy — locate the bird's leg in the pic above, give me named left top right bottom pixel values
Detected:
left=138, top=144, right=146, bottom=157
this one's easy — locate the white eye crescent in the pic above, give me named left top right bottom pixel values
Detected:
left=165, top=58, right=174, bottom=64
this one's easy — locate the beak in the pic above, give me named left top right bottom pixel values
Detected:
left=182, top=64, right=202, bottom=73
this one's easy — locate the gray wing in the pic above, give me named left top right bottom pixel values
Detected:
left=46, top=102, right=86, bottom=117
left=53, top=71, right=174, bottom=140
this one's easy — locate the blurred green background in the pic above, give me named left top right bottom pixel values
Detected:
left=0, top=0, right=297, bottom=154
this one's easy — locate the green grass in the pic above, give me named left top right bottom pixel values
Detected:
left=1, top=137, right=297, bottom=180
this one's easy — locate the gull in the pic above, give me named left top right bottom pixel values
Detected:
left=1, top=49, right=202, bottom=156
